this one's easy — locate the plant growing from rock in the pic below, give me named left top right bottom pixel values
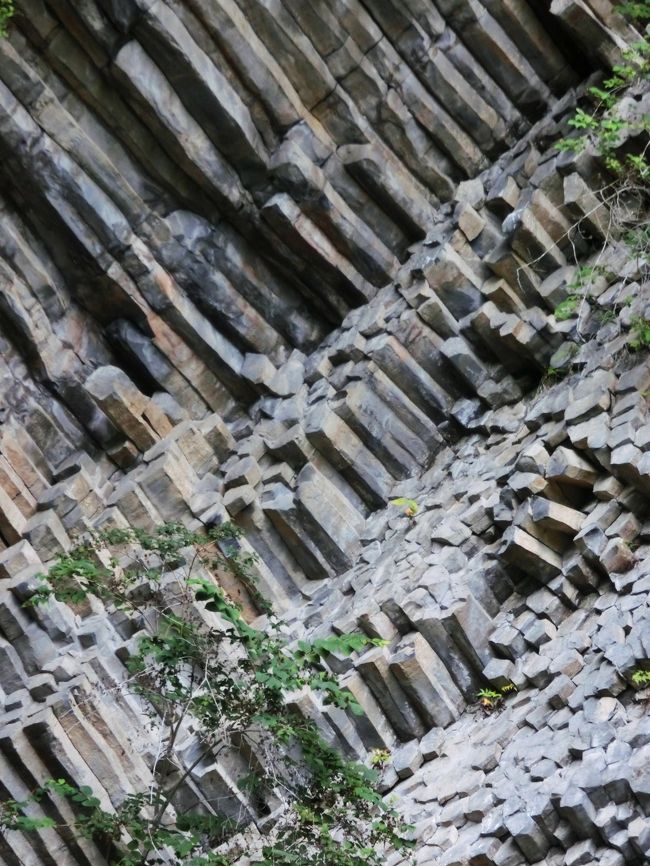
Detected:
left=389, top=498, right=419, bottom=518
left=554, top=295, right=581, bottom=321
left=627, top=315, right=650, bottom=349
left=554, top=267, right=609, bottom=322
left=556, top=15, right=650, bottom=179
left=0, top=0, right=13, bottom=38
left=476, top=684, right=517, bottom=714
left=369, top=750, right=392, bottom=770
left=631, top=667, right=650, bottom=687
left=542, top=364, right=570, bottom=385
left=551, top=4, right=650, bottom=345
left=0, top=523, right=412, bottom=866
left=476, top=688, right=504, bottom=712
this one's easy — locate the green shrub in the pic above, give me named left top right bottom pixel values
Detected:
left=631, top=668, right=650, bottom=687
left=556, top=2, right=650, bottom=181
left=628, top=315, right=650, bottom=350
left=1, top=523, right=412, bottom=866
left=0, top=1, right=13, bottom=38
left=554, top=295, right=581, bottom=321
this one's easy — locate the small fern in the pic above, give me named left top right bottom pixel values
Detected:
left=476, top=683, right=517, bottom=712
left=631, top=668, right=650, bottom=687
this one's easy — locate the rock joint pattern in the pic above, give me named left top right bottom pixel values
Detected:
left=0, top=1, right=650, bottom=864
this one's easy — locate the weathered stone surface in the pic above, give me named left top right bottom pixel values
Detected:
left=546, top=447, right=601, bottom=488
left=0, top=4, right=648, bottom=866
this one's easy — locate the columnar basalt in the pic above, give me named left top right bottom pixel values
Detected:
left=1, top=1, right=650, bottom=864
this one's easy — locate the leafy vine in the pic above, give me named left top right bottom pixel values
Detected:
left=0, top=523, right=412, bottom=866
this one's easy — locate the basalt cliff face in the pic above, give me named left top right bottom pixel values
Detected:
left=1, top=2, right=650, bottom=864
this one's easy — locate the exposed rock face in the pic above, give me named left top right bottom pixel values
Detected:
left=1, top=1, right=650, bottom=864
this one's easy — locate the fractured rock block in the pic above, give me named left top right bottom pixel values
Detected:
left=339, top=141, right=438, bottom=236
left=481, top=658, right=516, bottom=689
left=198, top=414, right=236, bottom=462
left=356, top=645, right=426, bottom=742
left=0, top=540, right=41, bottom=580
left=419, top=243, right=483, bottom=319
left=303, top=401, right=392, bottom=508
left=241, top=353, right=277, bottom=388
left=599, top=538, right=635, bottom=575
left=0, top=486, right=27, bottom=546
left=508, top=200, right=567, bottom=276
left=85, top=365, right=158, bottom=452
left=401, top=588, right=488, bottom=700
left=389, top=633, right=464, bottom=729
left=0, top=638, right=27, bottom=694
left=262, top=482, right=333, bottom=580
left=613, top=445, right=650, bottom=494
left=295, top=464, right=364, bottom=574
left=23, top=511, right=70, bottom=560
left=339, top=671, right=397, bottom=751
left=530, top=496, right=584, bottom=535
left=365, top=333, right=454, bottom=421
left=107, top=480, right=162, bottom=531
left=546, top=446, right=600, bottom=488
left=223, top=485, right=256, bottom=516
left=271, top=140, right=399, bottom=286
left=150, top=422, right=216, bottom=476
left=224, top=456, right=262, bottom=490
left=401, top=279, right=460, bottom=338
left=391, top=739, right=423, bottom=780
left=505, top=810, right=553, bottom=862
left=262, top=193, right=374, bottom=313
left=558, top=785, right=597, bottom=837
left=593, top=474, right=625, bottom=502
left=266, top=425, right=315, bottom=469
left=440, top=336, right=488, bottom=391
left=550, top=0, right=627, bottom=68
left=563, top=173, right=611, bottom=241
left=0, top=455, right=36, bottom=517
left=332, top=381, right=430, bottom=478
left=489, top=623, right=527, bottom=661
left=262, top=463, right=363, bottom=580
left=136, top=452, right=196, bottom=523
left=142, top=398, right=174, bottom=439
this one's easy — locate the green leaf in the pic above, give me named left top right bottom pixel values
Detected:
left=10, top=522, right=414, bottom=866
left=389, top=497, right=418, bottom=514
left=13, top=816, right=57, bottom=831
left=554, top=295, right=580, bottom=321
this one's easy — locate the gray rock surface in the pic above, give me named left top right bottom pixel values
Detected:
left=0, top=1, right=649, bottom=864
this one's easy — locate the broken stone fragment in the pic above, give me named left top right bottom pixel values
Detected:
left=546, top=446, right=600, bottom=488
left=599, top=538, right=635, bottom=575
left=0, top=540, right=41, bottom=580
left=391, top=739, right=423, bottom=780
left=501, top=525, right=563, bottom=582
left=23, top=511, right=70, bottom=560
left=481, top=657, right=516, bottom=689
left=86, top=366, right=159, bottom=452
left=223, top=485, right=256, bottom=516
left=224, top=456, right=262, bottom=491
left=530, top=496, right=584, bottom=535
